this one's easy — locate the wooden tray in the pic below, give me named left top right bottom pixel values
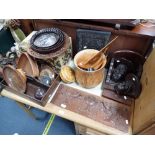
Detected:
left=51, top=84, right=132, bottom=133
left=0, top=75, right=61, bottom=106
left=102, top=88, right=134, bottom=106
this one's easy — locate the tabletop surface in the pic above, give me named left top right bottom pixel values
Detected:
left=1, top=31, right=133, bottom=135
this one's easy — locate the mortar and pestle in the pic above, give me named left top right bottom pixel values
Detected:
left=74, top=36, right=118, bottom=88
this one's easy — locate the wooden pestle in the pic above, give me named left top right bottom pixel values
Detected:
left=78, top=36, right=119, bottom=69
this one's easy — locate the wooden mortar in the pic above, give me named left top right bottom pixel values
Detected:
left=74, top=49, right=106, bottom=88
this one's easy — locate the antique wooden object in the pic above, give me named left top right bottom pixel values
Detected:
left=1, top=73, right=61, bottom=106
left=2, top=65, right=27, bottom=93
left=74, top=123, right=106, bottom=135
left=17, top=52, right=39, bottom=77
left=133, top=48, right=155, bottom=134
left=51, top=84, right=133, bottom=134
left=78, top=36, right=118, bottom=69
left=74, top=49, right=106, bottom=88
left=138, top=123, right=155, bottom=135
left=1, top=21, right=155, bottom=134
left=0, top=86, right=133, bottom=134
left=20, top=19, right=155, bottom=57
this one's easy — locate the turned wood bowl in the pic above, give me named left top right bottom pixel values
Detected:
left=17, top=52, right=39, bottom=77
left=74, top=49, right=107, bottom=88
left=3, top=65, right=27, bottom=93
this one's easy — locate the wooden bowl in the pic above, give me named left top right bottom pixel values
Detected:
left=17, top=52, right=39, bottom=77
left=74, top=49, right=106, bottom=88
left=3, top=65, right=27, bottom=93
left=110, top=50, right=145, bottom=65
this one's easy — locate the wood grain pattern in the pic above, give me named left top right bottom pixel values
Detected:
left=17, top=52, right=39, bottom=77
left=74, top=49, right=106, bottom=88
left=138, top=123, right=155, bottom=135
left=22, top=19, right=155, bottom=57
left=51, top=84, right=131, bottom=133
left=79, top=36, right=117, bottom=69
left=133, top=48, right=155, bottom=134
left=74, top=123, right=106, bottom=135
left=102, top=89, right=134, bottom=106
left=1, top=88, right=132, bottom=134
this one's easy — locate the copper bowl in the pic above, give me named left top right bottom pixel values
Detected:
left=3, top=65, right=27, bottom=93
left=17, top=52, right=39, bottom=77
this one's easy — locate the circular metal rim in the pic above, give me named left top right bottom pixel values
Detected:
left=28, top=33, right=70, bottom=60
left=30, top=28, right=65, bottom=54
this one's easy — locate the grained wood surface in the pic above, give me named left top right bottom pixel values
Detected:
left=138, top=123, right=155, bottom=135
left=51, top=84, right=132, bottom=133
left=1, top=87, right=131, bottom=134
left=74, top=123, right=106, bottom=135
left=102, top=89, right=134, bottom=106
left=20, top=19, right=155, bottom=57
left=133, top=48, right=155, bottom=134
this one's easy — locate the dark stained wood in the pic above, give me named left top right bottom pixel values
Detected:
left=84, top=19, right=139, bottom=30
left=107, top=35, right=153, bottom=57
left=20, top=19, right=155, bottom=57
left=19, top=19, right=34, bottom=35
left=31, top=19, right=77, bottom=55
left=132, top=22, right=155, bottom=36
left=0, top=75, right=60, bottom=106
left=102, top=88, right=134, bottom=106
left=108, top=49, right=145, bottom=64
left=51, top=84, right=131, bottom=133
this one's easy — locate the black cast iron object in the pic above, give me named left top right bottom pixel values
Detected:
left=114, top=73, right=141, bottom=98
left=106, top=57, right=143, bottom=86
left=111, top=63, right=128, bottom=82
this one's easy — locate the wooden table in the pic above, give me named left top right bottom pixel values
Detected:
left=1, top=81, right=133, bottom=135
left=0, top=32, right=134, bottom=135
left=7, top=22, right=155, bottom=134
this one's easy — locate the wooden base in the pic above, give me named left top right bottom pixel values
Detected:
left=138, top=123, right=155, bottom=135
left=1, top=86, right=133, bottom=135
left=74, top=123, right=107, bottom=135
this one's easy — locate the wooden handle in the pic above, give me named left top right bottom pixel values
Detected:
left=100, top=36, right=119, bottom=53
left=102, top=47, right=109, bottom=56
